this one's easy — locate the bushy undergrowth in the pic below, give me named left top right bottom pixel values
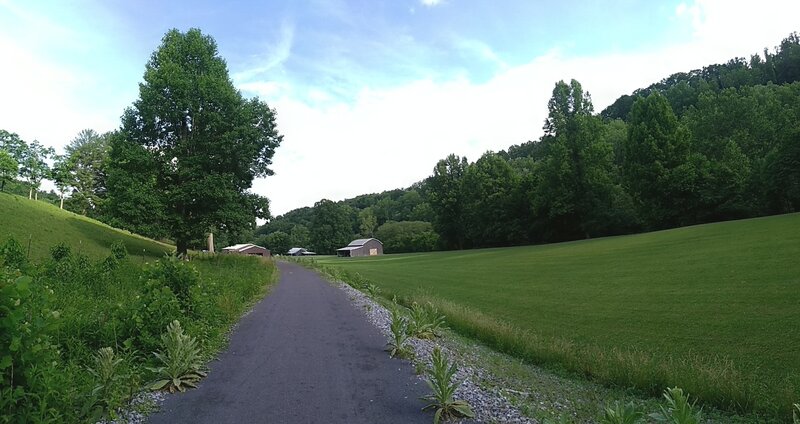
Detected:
left=0, top=237, right=275, bottom=423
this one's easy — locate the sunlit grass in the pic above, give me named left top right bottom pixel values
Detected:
left=311, top=213, right=800, bottom=419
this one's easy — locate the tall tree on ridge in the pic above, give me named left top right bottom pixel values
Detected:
left=19, top=140, right=53, bottom=200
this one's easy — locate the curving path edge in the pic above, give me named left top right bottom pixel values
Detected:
left=148, top=261, right=429, bottom=423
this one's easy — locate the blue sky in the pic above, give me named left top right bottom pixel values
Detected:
left=1, top=0, right=799, bottom=215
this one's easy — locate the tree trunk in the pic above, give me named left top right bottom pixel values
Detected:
left=29, top=188, right=32, bottom=199
left=35, top=191, right=38, bottom=201
left=176, top=238, right=189, bottom=258
left=1, top=179, right=4, bottom=192
left=60, top=194, right=64, bottom=209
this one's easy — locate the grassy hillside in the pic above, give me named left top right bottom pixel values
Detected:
left=0, top=192, right=172, bottom=260
left=313, top=213, right=800, bottom=418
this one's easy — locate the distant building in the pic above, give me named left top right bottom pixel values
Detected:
left=288, top=247, right=316, bottom=256
left=221, top=243, right=270, bottom=257
left=336, top=238, right=383, bottom=257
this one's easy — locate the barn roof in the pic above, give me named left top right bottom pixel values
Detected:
left=336, top=246, right=362, bottom=251
left=347, top=238, right=383, bottom=247
left=288, top=247, right=305, bottom=254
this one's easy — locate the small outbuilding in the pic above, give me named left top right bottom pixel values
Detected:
left=288, top=247, right=316, bottom=256
left=336, top=238, right=383, bottom=258
left=221, top=243, right=270, bottom=257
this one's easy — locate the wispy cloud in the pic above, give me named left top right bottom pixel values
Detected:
left=232, top=19, right=294, bottom=83
left=420, top=0, right=444, bottom=7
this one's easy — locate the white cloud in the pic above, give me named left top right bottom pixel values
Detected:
left=420, top=0, right=444, bottom=7
left=252, top=0, right=800, bottom=216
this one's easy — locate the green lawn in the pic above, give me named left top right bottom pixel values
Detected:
left=0, top=192, right=172, bottom=260
left=312, top=213, right=800, bottom=418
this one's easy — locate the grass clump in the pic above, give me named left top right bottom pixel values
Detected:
left=421, top=346, right=475, bottom=424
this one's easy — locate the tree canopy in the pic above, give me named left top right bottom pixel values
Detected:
left=105, top=28, right=282, bottom=254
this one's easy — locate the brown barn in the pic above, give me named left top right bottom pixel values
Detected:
left=221, top=243, right=270, bottom=257
left=336, top=238, right=383, bottom=257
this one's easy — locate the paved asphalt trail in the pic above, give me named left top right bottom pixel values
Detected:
left=148, top=261, right=430, bottom=424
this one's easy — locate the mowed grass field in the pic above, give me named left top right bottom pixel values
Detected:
left=0, top=192, right=172, bottom=260
left=313, top=213, right=800, bottom=418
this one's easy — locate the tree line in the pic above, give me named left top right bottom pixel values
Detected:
left=259, top=32, right=800, bottom=254
left=1, top=29, right=281, bottom=256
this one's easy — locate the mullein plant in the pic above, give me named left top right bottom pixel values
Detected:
left=148, top=320, right=207, bottom=393
left=386, top=306, right=411, bottom=359
left=600, top=401, right=644, bottom=424
left=793, top=403, right=800, bottom=424
left=421, top=347, right=475, bottom=424
left=87, top=347, right=124, bottom=417
left=407, top=302, right=447, bottom=339
left=649, top=387, right=703, bottom=424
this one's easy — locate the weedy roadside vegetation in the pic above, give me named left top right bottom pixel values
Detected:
left=649, top=387, right=703, bottom=424
left=794, top=403, right=800, bottom=423
left=0, top=236, right=275, bottom=423
left=407, top=302, right=447, bottom=339
left=600, top=401, right=644, bottom=424
left=421, top=347, right=475, bottom=424
left=386, top=306, right=412, bottom=359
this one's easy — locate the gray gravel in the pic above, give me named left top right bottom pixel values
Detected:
left=335, top=280, right=537, bottom=424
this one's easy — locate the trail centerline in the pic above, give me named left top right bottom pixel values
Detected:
left=148, top=261, right=429, bottom=423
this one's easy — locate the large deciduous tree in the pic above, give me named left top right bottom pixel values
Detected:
left=107, top=28, right=282, bottom=255
left=425, top=154, right=468, bottom=249
left=310, top=199, right=353, bottom=254
left=64, top=129, right=111, bottom=216
left=0, top=150, right=17, bottom=192
left=534, top=80, right=624, bottom=240
left=624, top=92, right=696, bottom=228
left=51, top=155, right=74, bottom=209
left=19, top=141, right=53, bottom=200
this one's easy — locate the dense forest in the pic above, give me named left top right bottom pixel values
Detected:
left=2, top=32, right=799, bottom=255
left=256, top=32, right=800, bottom=254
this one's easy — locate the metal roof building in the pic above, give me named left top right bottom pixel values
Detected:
left=288, top=247, right=316, bottom=256
left=336, top=238, right=383, bottom=257
left=221, top=243, right=270, bottom=257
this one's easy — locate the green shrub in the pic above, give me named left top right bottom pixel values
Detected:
left=0, top=237, right=27, bottom=270
left=50, top=242, right=72, bottom=262
left=110, top=241, right=127, bottom=260
left=649, top=387, right=703, bottom=424
left=421, top=346, right=474, bottom=424
left=148, top=321, right=206, bottom=393
left=145, top=255, right=199, bottom=309
left=600, top=401, right=644, bottom=424
left=130, top=279, right=182, bottom=352
left=0, top=267, right=60, bottom=421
